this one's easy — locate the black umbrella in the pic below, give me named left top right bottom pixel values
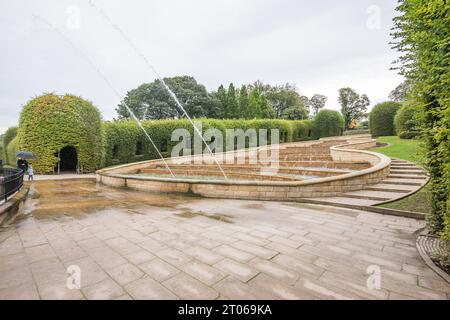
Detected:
left=16, top=151, right=36, bottom=160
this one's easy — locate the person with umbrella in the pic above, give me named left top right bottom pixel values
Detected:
left=15, top=151, right=36, bottom=174
left=16, top=158, right=28, bottom=173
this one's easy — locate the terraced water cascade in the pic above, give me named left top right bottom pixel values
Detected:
left=97, top=135, right=395, bottom=201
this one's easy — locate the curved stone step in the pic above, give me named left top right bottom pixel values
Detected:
left=390, top=170, right=426, bottom=175
left=301, top=158, right=429, bottom=217
left=364, top=184, right=414, bottom=193
left=382, top=179, right=423, bottom=186
left=387, top=174, right=427, bottom=180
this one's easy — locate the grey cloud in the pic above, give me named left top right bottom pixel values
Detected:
left=0, top=0, right=403, bottom=133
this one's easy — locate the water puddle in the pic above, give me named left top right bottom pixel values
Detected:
left=176, top=209, right=233, bottom=224
left=18, top=179, right=201, bottom=220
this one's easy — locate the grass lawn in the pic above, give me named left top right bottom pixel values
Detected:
left=378, top=184, right=431, bottom=213
left=369, top=136, right=424, bottom=164
left=369, top=136, right=431, bottom=214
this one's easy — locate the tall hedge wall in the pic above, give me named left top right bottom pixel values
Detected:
left=103, top=118, right=320, bottom=166
left=312, top=110, right=344, bottom=139
left=17, top=94, right=104, bottom=174
left=394, top=101, right=420, bottom=139
left=369, top=101, right=402, bottom=137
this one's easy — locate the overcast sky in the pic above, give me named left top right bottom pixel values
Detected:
left=0, top=0, right=404, bottom=133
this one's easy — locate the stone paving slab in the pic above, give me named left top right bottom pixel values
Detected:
left=344, top=190, right=407, bottom=200
left=305, top=197, right=379, bottom=206
left=0, top=179, right=448, bottom=300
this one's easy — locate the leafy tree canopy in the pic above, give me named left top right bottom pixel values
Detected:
left=250, top=82, right=309, bottom=120
left=338, top=87, right=370, bottom=129
left=116, top=76, right=211, bottom=120
left=310, top=94, right=327, bottom=116
left=389, top=81, right=411, bottom=102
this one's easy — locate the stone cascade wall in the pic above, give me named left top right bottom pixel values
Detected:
left=96, top=135, right=389, bottom=200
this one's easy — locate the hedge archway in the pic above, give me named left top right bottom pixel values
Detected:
left=17, top=93, right=104, bottom=174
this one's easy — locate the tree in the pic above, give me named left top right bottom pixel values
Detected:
left=300, top=96, right=311, bottom=116
left=281, top=105, right=308, bottom=120
left=338, top=87, right=370, bottom=129
left=259, top=94, right=275, bottom=119
left=238, top=85, right=250, bottom=119
left=216, top=85, right=228, bottom=118
left=391, top=0, right=450, bottom=240
left=116, top=76, right=210, bottom=120
left=248, top=88, right=261, bottom=119
left=389, top=81, right=411, bottom=102
left=204, top=92, right=224, bottom=119
left=226, top=83, right=239, bottom=119
left=309, top=94, right=328, bottom=116
left=254, top=83, right=308, bottom=119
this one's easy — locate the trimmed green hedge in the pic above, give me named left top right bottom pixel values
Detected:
left=6, top=137, right=18, bottom=166
left=8, top=95, right=343, bottom=170
left=369, top=101, right=402, bottom=137
left=17, top=93, right=104, bottom=174
left=292, top=120, right=314, bottom=141
left=103, top=118, right=325, bottom=166
left=394, top=101, right=420, bottom=139
left=312, top=110, right=344, bottom=139
left=2, top=126, right=17, bottom=164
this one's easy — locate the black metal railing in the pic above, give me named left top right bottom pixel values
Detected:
left=0, top=168, right=24, bottom=202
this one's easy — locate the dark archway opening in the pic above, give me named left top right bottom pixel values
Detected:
left=112, top=145, right=119, bottom=160
left=56, top=146, right=78, bottom=173
left=136, top=141, right=143, bottom=155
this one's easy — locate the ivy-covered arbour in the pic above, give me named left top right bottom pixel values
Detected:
left=17, top=93, right=104, bottom=174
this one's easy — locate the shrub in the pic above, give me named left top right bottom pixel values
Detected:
left=2, top=126, right=17, bottom=164
left=17, top=93, right=104, bottom=174
left=394, top=101, right=420, bottom=139
left=291, top=120, right=314, bottom=141
left=312, top=110, right=344, bottom=139
left=6, top=136, right=18, bottom=166
left=248, top=119, right=293, bottom=143
left=103, top=119, right=197, bottom=166
left=369, top=101, right=402, bottom=137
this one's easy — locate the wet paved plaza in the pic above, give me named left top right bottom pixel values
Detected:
left=0, top=179, right=449, bottom=300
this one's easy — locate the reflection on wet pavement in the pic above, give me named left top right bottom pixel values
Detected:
left=0, top=179, right=448, bottom=300
left=22, top=179, right=197, bottom=219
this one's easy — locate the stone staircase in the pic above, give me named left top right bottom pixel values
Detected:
left=302, top=158, right=429, bottom=215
